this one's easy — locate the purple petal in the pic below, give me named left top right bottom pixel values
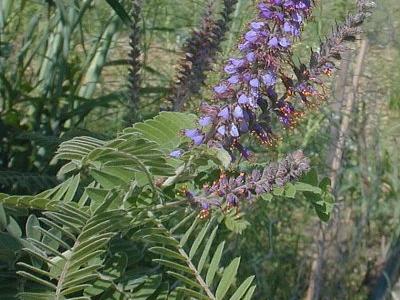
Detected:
left=292, top=12, right=303, bottom=23
left=239, top=121, right=249, bottom=132
left=218, top=107, right=230, bottom=120
left=268, top=36, right=279, bottom=47
left=238, top=41, right=251, bottom=51
left=214, top=84, right=228, bottom=94
left=170, top=149, right=183, bottom=158
left=192, top=135, right=204, bottom=145
left=243, top=72, right=252, bottom=82
left=217, top=126, right=226, bottom=135
left=224, top=64, right=237, bottom=74
left=233, top=106, right=244, bottom=119
left=249, top=78, right=260, bottom=88
left=228, top=75, right=240, bottom=84
left=262, top=72, right=276, bottom=86
left=238, top=94, right=249, bottom=104
left=230, top=58, right=245, bottom=67
left=199, top=116, right=213, bottom=127
left=246, top=52, right=256, bottom=62
left=251, top=21, right=265, bottom=30
left=185, top=129, right=200, bottom=138
left=279, top=37, right=291, bottom=48
left=245, top=30, right=258, bottom=43
left=230, top=124, right=239, bottom=137
left=283, top=22, right=299, bottom=36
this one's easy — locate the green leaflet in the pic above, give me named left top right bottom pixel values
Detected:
left=141, top=213, right=254, bottom=299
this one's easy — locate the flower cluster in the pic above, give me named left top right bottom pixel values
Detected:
left=127, top=0, right=143, bottom=123
left=186, top=150, right=310, bottom=217
left=169, top=0, right=238, bottom=111
left=184, top=0, right=319, bottom=156
left=183, top=0, right=373, bottom=159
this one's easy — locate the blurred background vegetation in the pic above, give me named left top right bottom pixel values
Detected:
left=0, top=0, right=399, bottom=298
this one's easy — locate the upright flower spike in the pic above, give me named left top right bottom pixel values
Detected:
left=187, top=150, right=310, bottom=215
left=185, top=0, right=312, bottom=155
left=127, top=0, right=143, bottom=123
left=169, top=0, right=238, bottom=111
left=184, top=0, right=374, bottom=159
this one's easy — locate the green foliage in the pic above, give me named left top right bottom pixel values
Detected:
left=17, top=202, right=129, bottom=299
left=140, top=213, right=256, bottom=299
left=0, top=111, right=324, bottom=298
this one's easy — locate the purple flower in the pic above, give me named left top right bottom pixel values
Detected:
left=249, top=78, right=260, bottom=88
left=238, top=41, right=251, bottom=51
left=262, top=72, right=276, bottom=86
left=231, top=58, right=245, bottom=67
left=283, top=21, right=300, bottom=36
left=217, top=125, right=226, bottom=135
left=233, top=105, right=244, bottom=119
left=226, top=194, right=238, bottom=206
left=246, top=52, right=256, bottom=62
left=242, top=72, right=252, bottom=82
left=170, top=149, right=183, bottom=158
left=245, top=30, right=259, bottom=43
left=199, top=116, right=213, bottom=127
left=230, top=124, right=240, bottom=137
left=251, top=21, right=265, bottom=30
left=224, top=64, right=237, bottom=74
left=185, top=129, right=199, bottom=138
left=184, top=129, right=204, bottom=145
left=214, top=84, right=228, bottom=94
left=268, top=36, right=279, bottom=47
left=238, top=94, right=249, bottom=104
left=188, top=151, right=310, bottom=212
left=258, top=4, right=274, bottom=19
left=279, top=37, right=291, bottom=48
left=292, top=12, right=303, bottom=23
left=228, top=75, right=240, bottom=84
left=218, top=107, right=230, bottom=119
left=192, top=135, right=204, bottom=145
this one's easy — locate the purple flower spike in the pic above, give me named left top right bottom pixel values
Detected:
left=181, top=0, right=342, bottom=156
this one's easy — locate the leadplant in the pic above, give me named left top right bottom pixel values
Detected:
left=0, top=0, right=375, bottom=299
